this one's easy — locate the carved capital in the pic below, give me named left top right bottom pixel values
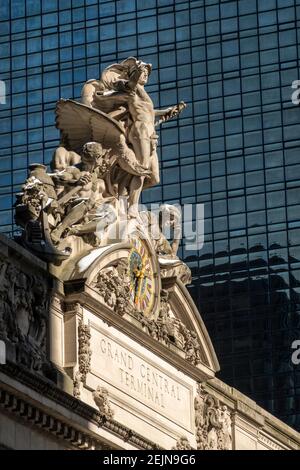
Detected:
left=64, top=301, right=83, bottom=316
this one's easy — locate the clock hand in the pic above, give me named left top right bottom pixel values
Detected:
left=131, top=252, right=152, bottom=306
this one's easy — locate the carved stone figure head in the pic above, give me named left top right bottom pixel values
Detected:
left=81, top=142, right=111, bottom=178
left=82, top=141, right=103, bottom=161
left=138, top=67, right=149, bottom=85
left=122, top=57, right=152, bottom=85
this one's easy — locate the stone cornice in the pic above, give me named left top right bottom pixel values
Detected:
left=0, top=386, right=98, bottom=450
left=206, top=377, right=300, bottom=450
left=0, top=362, right=162, bottom=450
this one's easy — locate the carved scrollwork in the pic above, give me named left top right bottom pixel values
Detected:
left=194, top=384, right=232, bottom=450
left=78, top=320, right=92, bottom=384
left=134, top=291, right=205, bottom=366
left=92, top=260, right=134, bottom=316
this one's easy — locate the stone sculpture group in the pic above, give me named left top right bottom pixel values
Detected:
left=9, top=56, right=234, bottom=451
left=15, top=57, right=186, bottom=264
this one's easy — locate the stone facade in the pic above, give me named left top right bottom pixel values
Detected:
left=0, top=234, right=299, bottom=450
left=1, top=58, right=300, bottom=451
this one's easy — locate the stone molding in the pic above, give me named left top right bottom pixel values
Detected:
left=258, top=433, right=284, bottom=451
left=0, top=387, right=99, bottom=450
left=0, top=362, right=162, bottom=450
left=206, top=378, right=300, bottom=450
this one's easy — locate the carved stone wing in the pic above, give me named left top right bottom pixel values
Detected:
left=55, top=99, right=125, bottom=151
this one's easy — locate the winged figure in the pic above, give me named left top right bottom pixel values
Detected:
left=15, top=58, right=186, bottom=261
left=56, top=57, right=186, bottom=215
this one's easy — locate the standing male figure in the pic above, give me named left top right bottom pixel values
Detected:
left=81, top=57, right=186, bottom=216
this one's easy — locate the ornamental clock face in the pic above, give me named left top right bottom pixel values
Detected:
left=128, top=238, right=156, bottom=316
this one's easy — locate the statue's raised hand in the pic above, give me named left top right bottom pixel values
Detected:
left=168, top=101, right=187, bottom=119
left=157, top=102, right=187, bottom=125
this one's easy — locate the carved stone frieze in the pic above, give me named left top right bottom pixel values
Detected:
left=194, top=384, right=232, bottom=450
left=93, top=267, right=205, bottom=366
left=140, top=209, right=191, bottom=285
left=0, top=259, right=49, bottom=372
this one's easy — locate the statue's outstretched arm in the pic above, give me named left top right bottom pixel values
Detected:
left=155, top=101, right=186, bottom=126
left=155, top=107, right=174, bottom=117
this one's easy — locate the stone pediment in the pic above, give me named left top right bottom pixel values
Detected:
left=62, top=235, right=219, bottom=377
left=166, top=280, right=219, bottom=373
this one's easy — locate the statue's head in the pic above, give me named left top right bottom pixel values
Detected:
left=121, top=57, right=152, bottom=85
left=82, top=142, right=103, bottom=159
left=137, top=65, right=150, bottom=85
left=82, top=142, right=104, bottom=169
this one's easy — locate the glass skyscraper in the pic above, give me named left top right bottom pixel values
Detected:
left=1, top=0, right=300, bottom=430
